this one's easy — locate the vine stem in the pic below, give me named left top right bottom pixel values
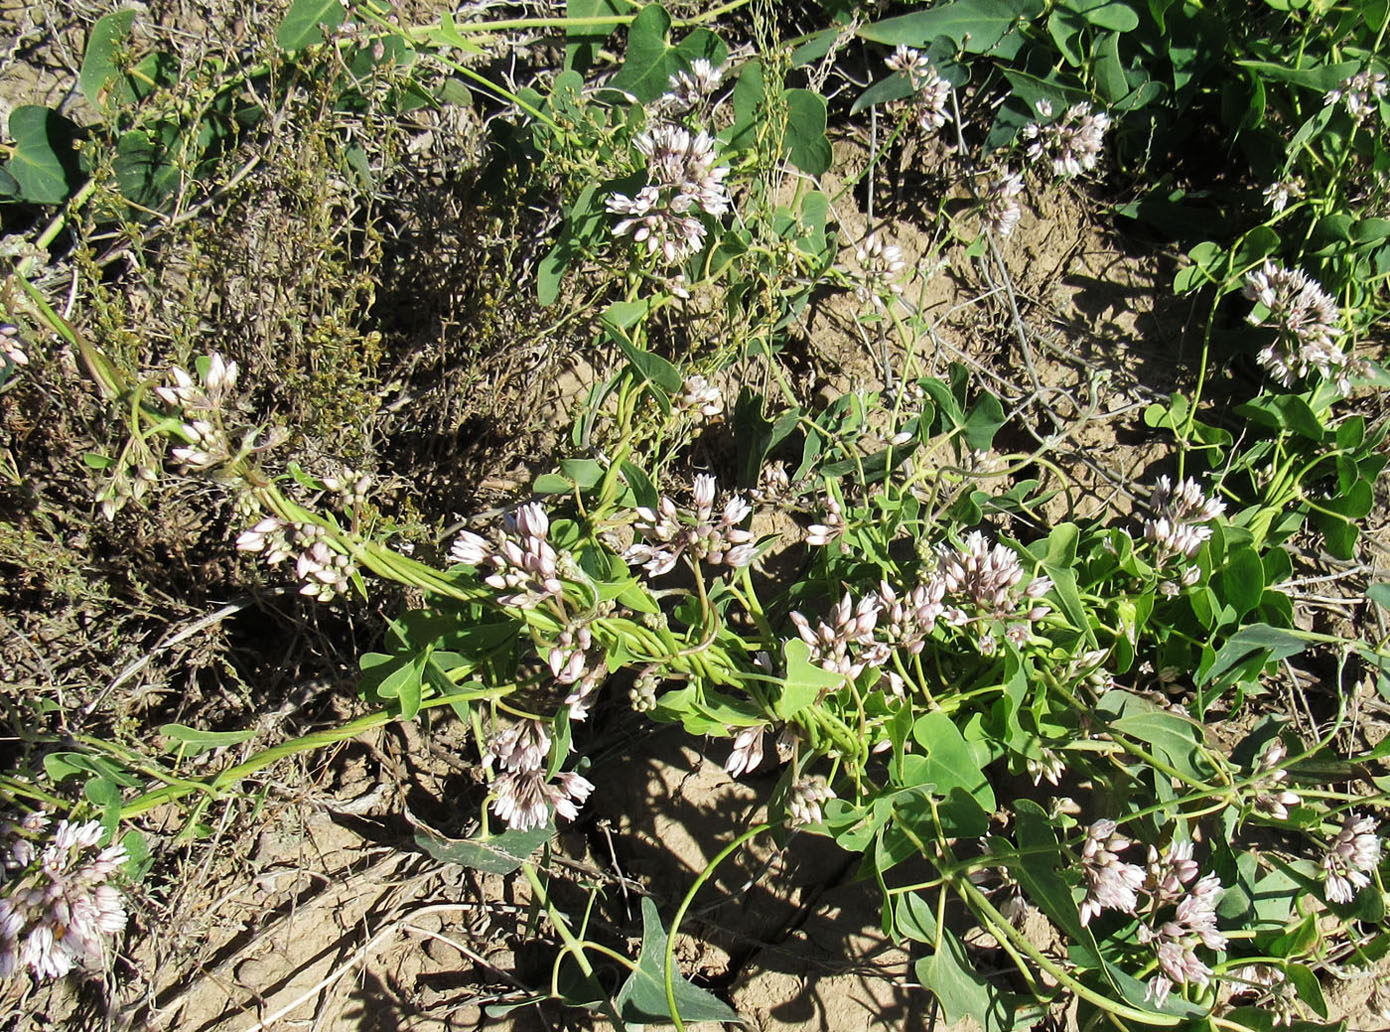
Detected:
left=521, top=862, right=630, bottom=1031
left=663, top=821, right=772, bottom=1031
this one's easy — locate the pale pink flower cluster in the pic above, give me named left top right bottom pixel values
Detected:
left=937, top=532, right=1051, bottom=650
left=875, top=578, right=946, bottom=656
left=884, top=45, right=951, bottom=131
left=450, top=503, right=565, bottom=608
left=1322, top=812, right=1381, bottom=904
left=750, top=462, right=793, bottom=506
left=790, top=591, right=886, bottom=681
left=1251, top=739, right=1302, bottom=821
left=786, top=776, right=835, bottom=827
left=237, top=517, right=358, bottom=602
left=1324, top=68, right=1387, bottom=120
left=675, top=374, right=724, bottom=418
left=0, top=323, right=27, bottom=371
left=0, top=814, right=127, bottom=981
left=486, top=719, right=594, bottom=833
left=658, top=58, right=725, bottom=115
left=805, top=493, right=843, bottom=546
left=1143, top=476, right=1225, bottom=573
left=625, top=474, right=756, bottom=576
left=1022, top=100, right=1110, bottom=177
left=156, top=352, right=240, bottom=470
left=546, top=620, right=607, bottom=719
left=1079, top=825, right=1228, bottom=1006
left=608, top=124, right=731, bottom=263
left=1229, top=965, right=1299, bottom=1026
left=982, top=169, right=1024, bottom=237
left=1138, top=856, right=1227, bottom=1007
left=1262, top=177, right=1304, bottom=214
left=853, top=234, right=907, bottom=305
left=1078, top=819, right=1145, bottom=927
left=724, top=725, right=766, bottom=777
left=1243, top=261, right=1363, bottom=392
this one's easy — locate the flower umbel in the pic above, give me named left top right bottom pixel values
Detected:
left=625, top=475, right=756, bottom=576
left=0, top=814, right=128, bottom=981
left=1322, top=813, right=1381, bottom=903
left=1243, top=261, right=1363, bottom=392
left=1079, top=819, right=1145, bottom=926
left=1022, top=102, right=1110, bottom=177
left=450, top=503, right=565, bottom=608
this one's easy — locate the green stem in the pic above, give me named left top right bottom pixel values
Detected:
left=521, top=862, right=629, bottom=1031
left=663, top=822, right=772, bottom=1031
left=120, top=688, right=504, bottom=818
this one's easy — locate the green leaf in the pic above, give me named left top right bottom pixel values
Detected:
left=611, top=332, right=682, bottom=393
left=81, top=10, right=137, bottom=107
left=1094, top=31, right=1128, bottom=102
left=776, top=639, right=843, bottom=720
left=962, top=390, right=1006, bottom=451
left=159, top=723, right=257, bottom=756
left=893, top=890, right=940, bottom=943
left=860, top=0, right=1045, bottom=55
left=614, top=897, right=741, bottom=1024
left=1010, top=801, right=1102, bottom=967
left=1096, top=690, right=1209, bottom=779
left=1285, top=964, right=1328, bottom=1019
left=565, top=0, right=625, bottom=71
left=1212, top=545, right=1264, bottom=618
left=7, top=106, right=84, bottom=205
left=1065, top=0, right=1139, bottom=30
left=724, top=60, right=765, bottom=152
left=601, top=299, right=651, bottom=330
left=899, top=712, right=995, bottom=835
left=610, top=5, right=725, bottom=104
left=1233, top=59, right=1360, bottom=93
left=1198, top=624, right=1307, bottom=688
left=277, top=0, right=347, bottom=50
left=782, top=89, right=831, bottom=175
left=850, top=73, right=920, bottom=116
left=414, top=822, right=553, bottom=875
left=915, top=928, right=1025, bottom=1032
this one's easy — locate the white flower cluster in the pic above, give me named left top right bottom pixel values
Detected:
left=156, top=352, right=240, bottom=471
left=1022, top=100, right=1110, bottom=178
left=786, top=775, right=835, bottom=827
left=1138, top=851, right=1227, bottom=1007
left=657, top=58, right=725, bottom=115
left=1078, top=819, right=1146, bottom=927
left=237, top=517, right=358, bottom=602
left=450, top=503, right=565, bottom=609
left=853, top=234, right=907, bottom=306
left=0, top=323, right=27, bottom=372
left=793, top=533, right=1049, bottom=678
left=1, top=814, right=127, bottom=981
left=791, top=591, right=886, bottom=682
left=1262, top=177, right=1304, bottom=214
left=884, top=45, right=951, bottom=132
left=625, top=474, right=756, bottom=576
left=1251, top=739, right=1302, bottom=821
left=1322, top=812, right=1381, bottom=904
left=1243, top=261, right=1364, bottom=393
left=982, top=169, right=1024, bottom=237
left=937, top=531, right=1051, bottom=652
left=486, top=719, right=594, bottom=833
left=607, top=104, right=731, bottom=264
left=1077, top=824, right=1227, bottom=1007
left=675, top=374, right=724, bottom=419
left=1324, top=67, right=1387, bottom=120
left=546, top=618, right=608, bottom=719
left=1142, top=475, right=1225, bottom=580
